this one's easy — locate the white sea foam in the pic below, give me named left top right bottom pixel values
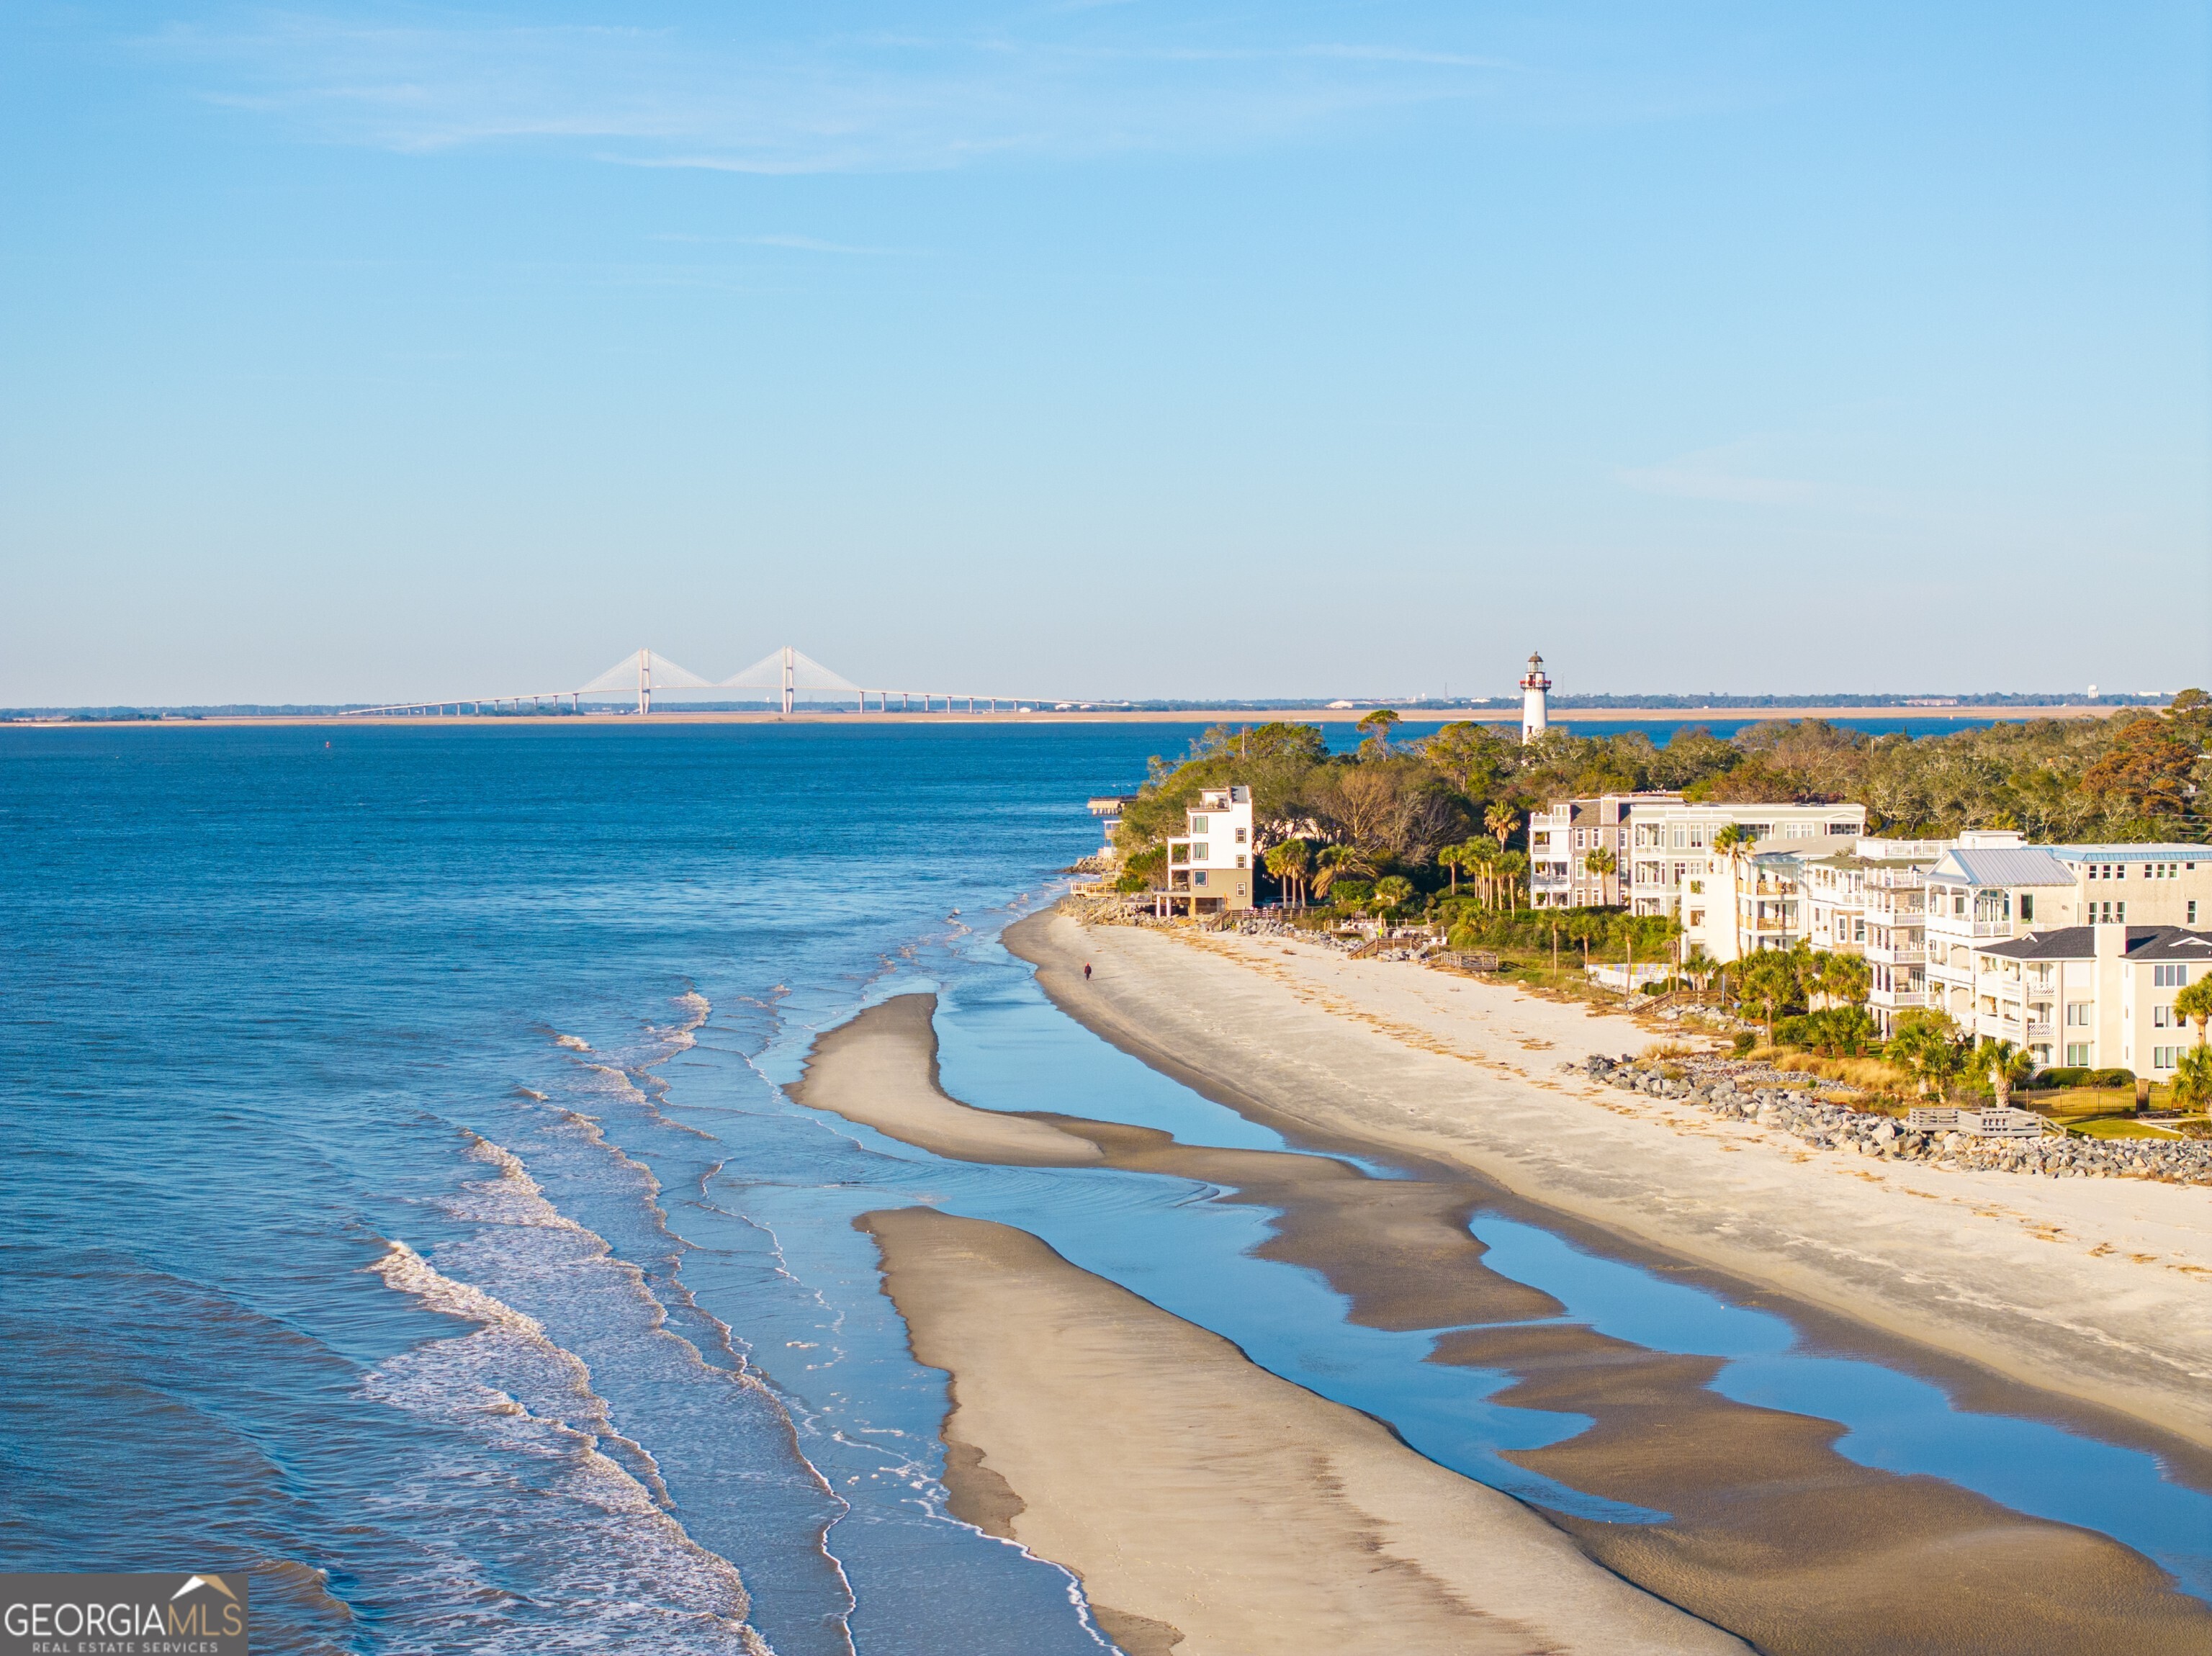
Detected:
left=451, top=1133, right=586, bottom=1233
left=363, top=1238, right=769, bottom=1655
left=552, top=1033, right=593, bottom=1052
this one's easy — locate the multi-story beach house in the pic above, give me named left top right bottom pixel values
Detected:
left=1907, top=838, right=2212, bottom=1072
left=1959, top=927, right=2212, bottom=1075
left=1527, top=793, right=1866, bottom=959
left=1154, top=785, right=1255, bottom=918
left=1088, top=794, right=1136, bottom=863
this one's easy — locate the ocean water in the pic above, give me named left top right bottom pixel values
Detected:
left=3, top=723, right=2206, bottom=1656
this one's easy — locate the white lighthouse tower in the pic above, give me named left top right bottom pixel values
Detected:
left=1519, top=651, right=1551, bottom=743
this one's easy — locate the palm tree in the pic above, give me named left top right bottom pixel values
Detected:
left=1484, top=801, right=1519, bottom=857
left=1977, top=1038, right=2036, bottom=1110
left=1739, top=950, right=1799, bottom=1048
left=2172, top=1043, right=2212, bottom=1110
left=1373, top=874, right=1416, bottom=923
left=1582, top=847, right=1617, bottom=906
left=1810, top=950, right=1870, bottom=1012
left=1892, top=1009, right=1964, bottom=1099
left=1265, top=838, right=1311, bottom=908
left=1464, top=838, right=1501, bottom=910
left=1681, top=946, right=1717, bottom=996
left=1497, top=850, right=1529, bottom=914
left=2176, top=976, right=2212, bottom=1047
left=1310, top=843, right=1377, bottom=901
left=1437, top=840, right=1473, bottom=895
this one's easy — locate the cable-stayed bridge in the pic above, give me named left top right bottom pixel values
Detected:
left=339, top=647, right=1117, bottom=717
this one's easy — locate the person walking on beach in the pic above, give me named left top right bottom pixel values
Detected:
left=1083, top=962, right=1092, bottom=982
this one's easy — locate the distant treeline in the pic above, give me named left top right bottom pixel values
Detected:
left=1112, top=693, right=2212, bottom=893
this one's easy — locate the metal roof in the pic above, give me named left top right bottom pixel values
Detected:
left=1927, top=847, right=2077, bottom=888
left=2042, top=844, right=2208, bottom=863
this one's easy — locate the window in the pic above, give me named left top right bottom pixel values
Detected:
left=1689, top=909, right=1705, bottom=927
left=2066, top=1002, right=2092, bottom=1026
left=1689, top=880, right=1704, bottom=896
left=1853, top=919, right=1866, bottom=942
left=2153, top=1005, right=2171, bottom=1027
left=1954, top=893, right=1966, bottom=916
left=2065, top=1043, right=2090, bottom=1066
left=1673, top=828, right=1686, bottom=848
left=2154, top=963, right=2188, bottom=987
left=1234, top=826, right=1248, bottom=844
left=1190, top=814, right=1209, bottom=834
left=2191, top=901, right=2199, bottom=924
left=1192, top=842, right=1209, bottom=862
left=2154, top=1047, right=2180, bottom=1071
left=2020, top=895, right=2033, bottom=922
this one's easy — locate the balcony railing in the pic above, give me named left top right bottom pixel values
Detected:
left=1870, top=987, right=1930, bottom=1008
left=1930, top=918, right=2015, bottom=939
left=2026, top=1022, right=2056, bottom=1040
left=1864, top=942, right=1925, bottom=966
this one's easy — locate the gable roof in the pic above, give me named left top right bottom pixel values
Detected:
left=1928, top=846, right=2076, bottom=888
left=1979, top=926, right=2212, bottom=963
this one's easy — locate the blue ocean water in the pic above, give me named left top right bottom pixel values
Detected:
left=3, top=723, right=2206, bottom=1655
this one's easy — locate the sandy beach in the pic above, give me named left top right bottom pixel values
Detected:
left=860, top=1206, right=1750, bottom=1656
left=1009, top=913, right=2212, bottom=1457
left=801, top=991, right=2212, bottom=1652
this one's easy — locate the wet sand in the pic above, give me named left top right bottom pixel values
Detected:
left=1009, top=912, right=2212, bottom=1457
left=860, top=1207, right=1749, bottom=1656
left=804, top=993, right=2212, bottom=1652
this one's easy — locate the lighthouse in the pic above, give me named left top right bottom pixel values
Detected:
left=1519, top=651, right=1551, bottom=743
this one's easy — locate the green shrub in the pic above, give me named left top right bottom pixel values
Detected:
left=1773, top=1014, right=1815, bottom=1047
left=1732, top=1031, right=1757, bottom=1057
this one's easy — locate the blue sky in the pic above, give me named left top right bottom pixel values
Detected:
left=2, top=1, right=2206, bottom=704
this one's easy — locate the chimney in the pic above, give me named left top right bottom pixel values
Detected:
left=2095, top=922, right=2127, bottom=962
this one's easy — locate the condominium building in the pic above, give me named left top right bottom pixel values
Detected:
left=1526, top=793, right=1866, bottom=962
left=1155, top=785, right=1254, bottom=917
left=1967, top=927, right=2212, bottom=1074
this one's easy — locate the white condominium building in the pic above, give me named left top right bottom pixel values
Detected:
left=1526, top=792, right=1866, bottom=962
left=1961, top=927, right=2211, bottom=1074
left=1155, top=786, right=1255, bottom=918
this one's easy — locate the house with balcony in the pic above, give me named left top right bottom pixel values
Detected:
left=1088, top=795, right=1137, bottom=863
left=1972, top=925, right=2212, bottom=1074
left=1526, top=795, right=1865, bottom=931
left=1799, top=840, right=1948, bottom=1032
left=1154, top=786, right=1255, bottom=918
left=2041, top=845, right=2211, bottom=930
left=1922, top=840, right=2082, bottom=1031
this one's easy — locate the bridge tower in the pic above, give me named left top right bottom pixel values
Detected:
left=1519, top=651, right=1551, bottom=744
left=638, top=648, right=652, bottom=716
left=781, top=646, right=796, bottom=716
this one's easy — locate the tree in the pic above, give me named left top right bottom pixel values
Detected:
left=1357, top=708, right=1403, bottom=754
left=2171, top=1044, right=2212, bottom=1112
left=1812, top=950, right=1870, bottom=1012
left=2176, top=976, right=2212, bottom=1047
left=1583, top=847, right=1617, bottom=903
left=1738, top=950, right=1800, bottom=1048
left=1310, top=843, right=1377, bottom=900
left=1484, top=801, right=1519, bottom=856
left=1464, top=837, right=1501, bottom=909
left=1264, top=837, right=1311, bottom=908
left=1891, top=1009, right=1966, bottom=1099
left=1438, top=840, right=1479, bottom=895
left=1373, top=874, right=1416, bottom=922
left=1681, top=946, right=1717, bottom=994
left=1975, top=1038, right=2036, bottom=1109
left=1497, top=850, right=1529, bottom=914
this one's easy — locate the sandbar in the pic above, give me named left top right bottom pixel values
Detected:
left=860, top=1206, right=1748, bottom=1656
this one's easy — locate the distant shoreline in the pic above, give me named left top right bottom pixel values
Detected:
left=2, top=702, right=2143, bottom=729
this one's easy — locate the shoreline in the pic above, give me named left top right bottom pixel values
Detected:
left=803, top=991, right=2212, bottom=1652
left=4, top=702, right=2138, bottom=729
left=1004, top=910, right=2212, bottom=1462
left=856, top=1206, right=1749, bottom=1656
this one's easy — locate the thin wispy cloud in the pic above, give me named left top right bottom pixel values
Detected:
left=139, top=8, right=1658, bottom=175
